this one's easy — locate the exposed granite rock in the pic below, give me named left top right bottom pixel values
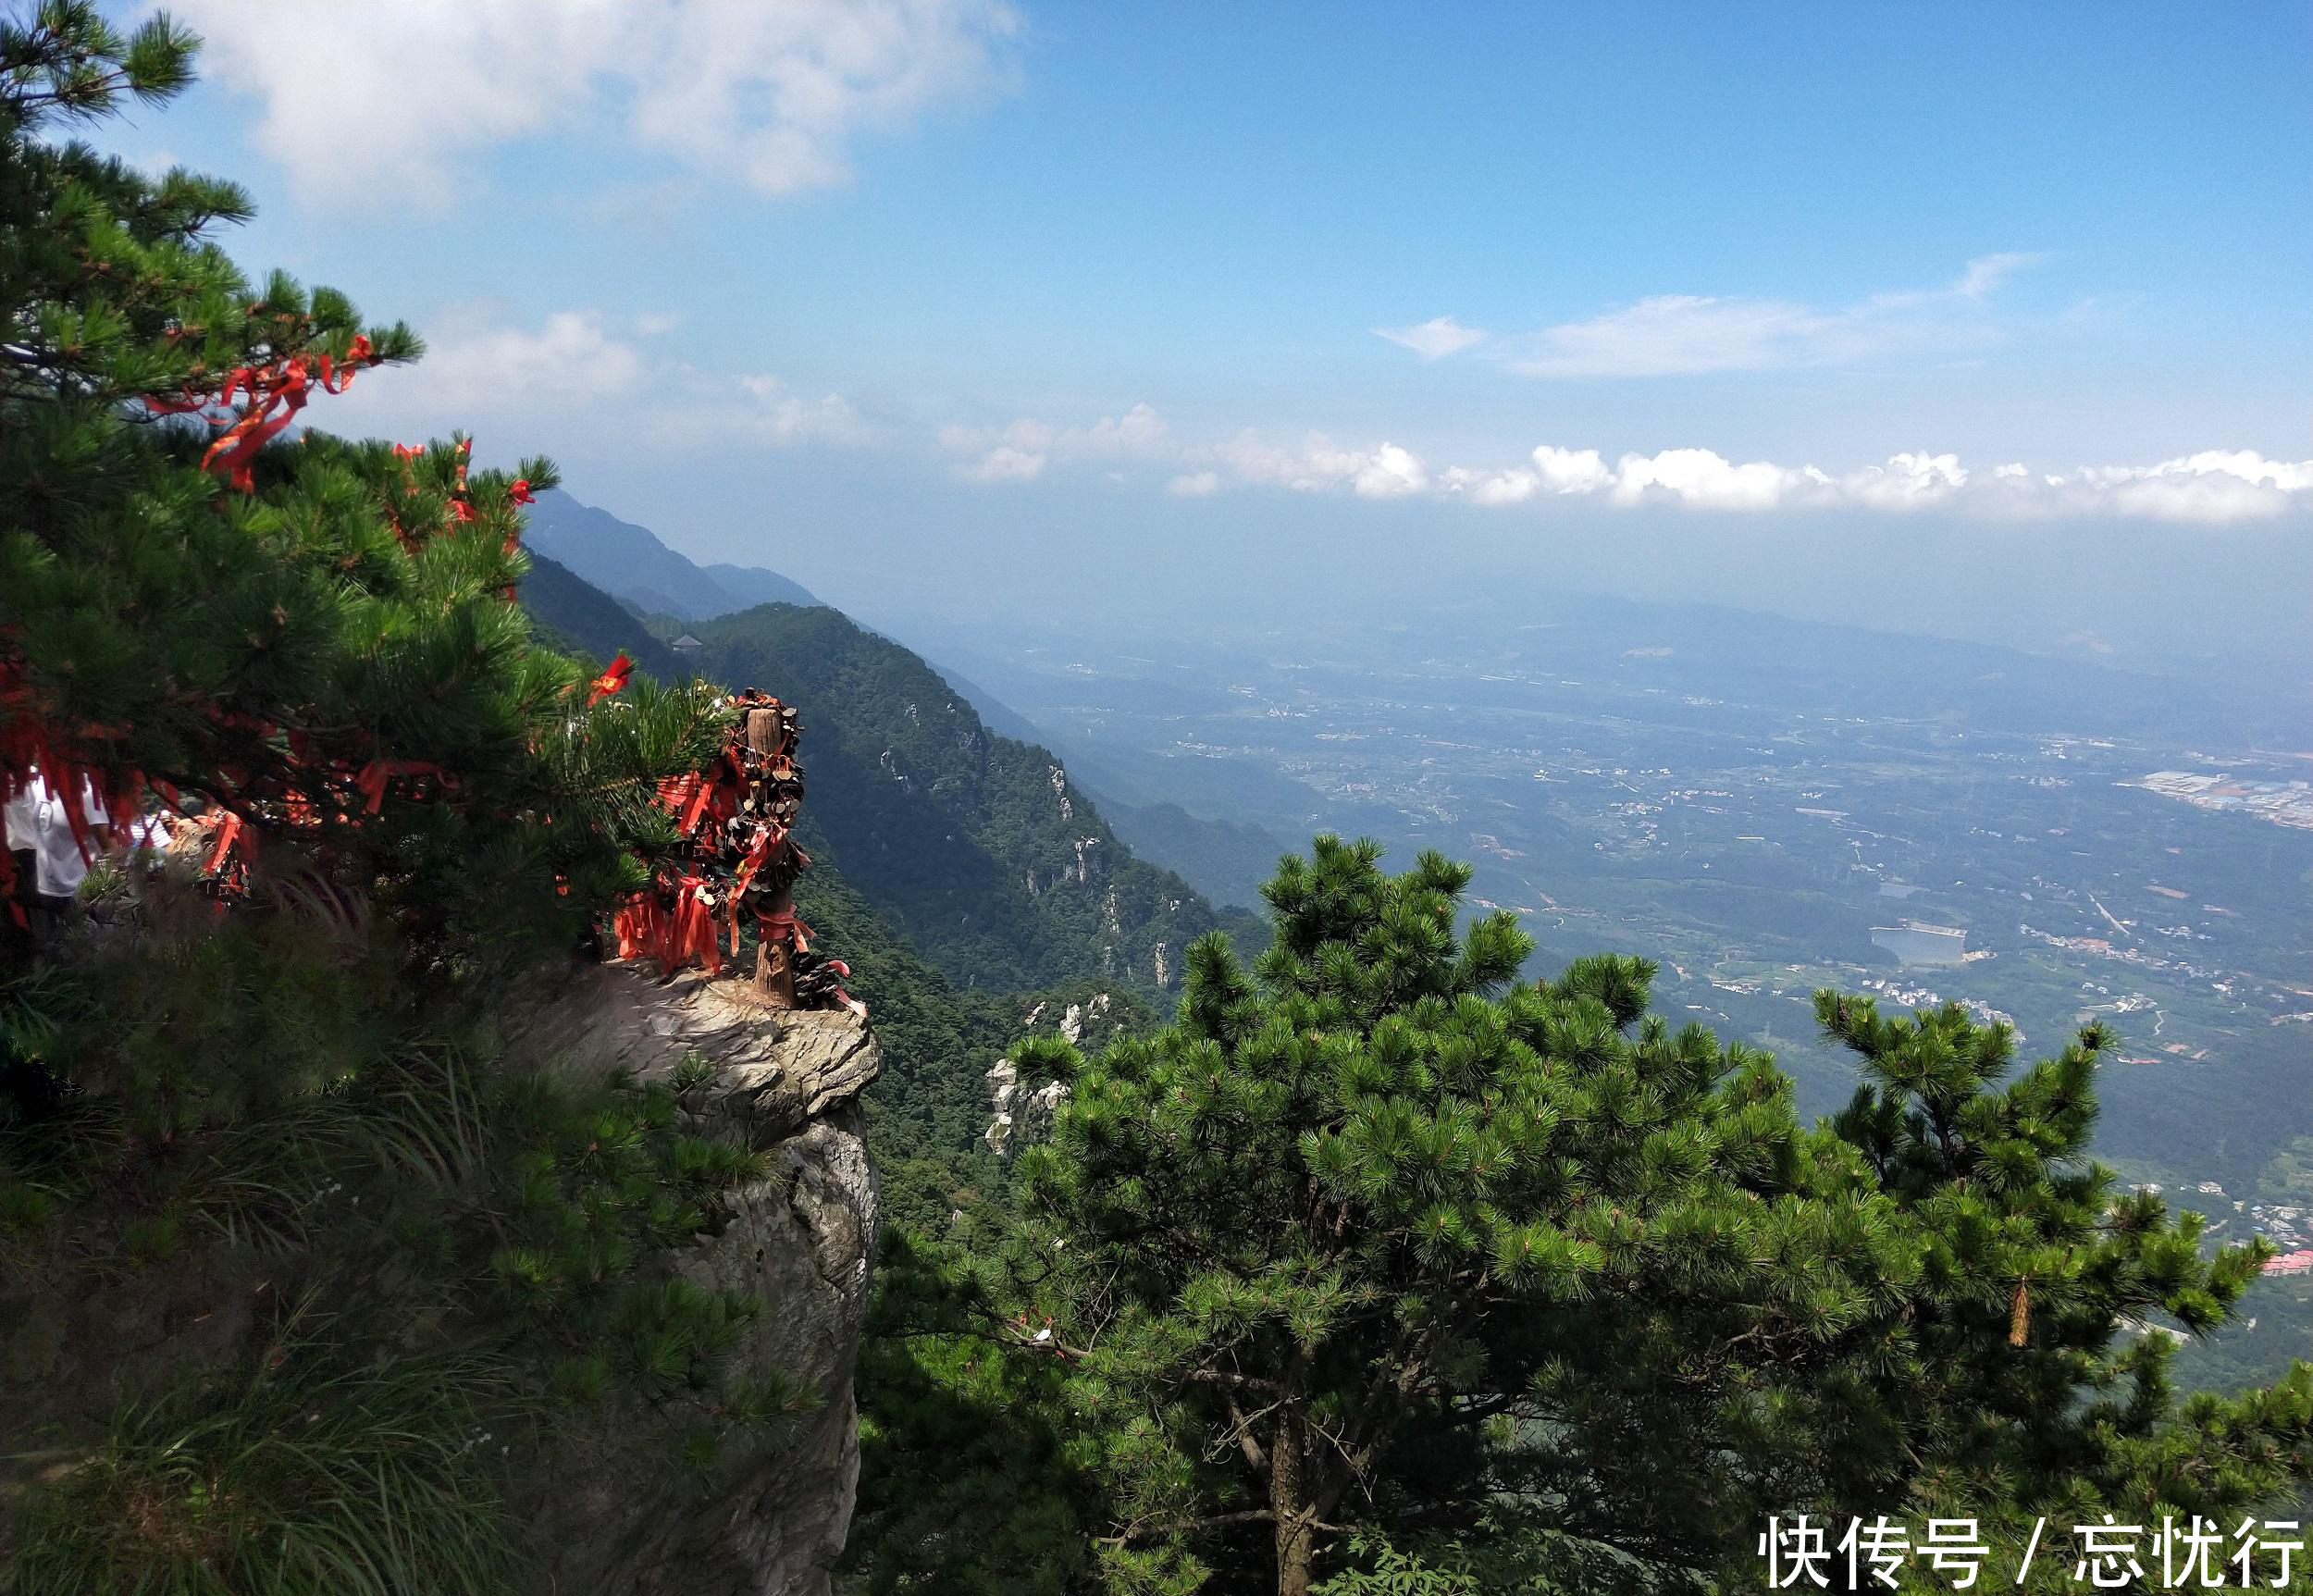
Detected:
left=513, top=963, right=880, bottom=1144
left=983, top=1056, right=1067, bottom=1157
left=506, top=966, right=882, bottom=1596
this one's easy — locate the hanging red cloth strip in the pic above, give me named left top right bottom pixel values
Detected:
left=611, top=893, right=662, bottom=962
left=1, top=661, right=151, bottom=902
left=587, top=654, right=634, bottom=707
left=668, top=876, right=722, bottom=974
left=143, top=335, right=377, bottom=492
left=353, top=758, right=445, bottom=815
left=202, top=810, right=246, bottom=874
left=757, top=909, right=814, bottom=955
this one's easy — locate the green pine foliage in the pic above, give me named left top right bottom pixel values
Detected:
left=852, top=836, right=2313, bottom=1595
left=0, top=12, right=798, bottom=1590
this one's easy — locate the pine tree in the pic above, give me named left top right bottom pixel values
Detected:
left=863, top=836, right=2312, bottom=1595
left=2, top=2, right=724, bottom=979
left=1, top=12, right=783, bottom=1589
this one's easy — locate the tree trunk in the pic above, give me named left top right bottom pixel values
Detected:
left=1269, top=1400, right=1317, bottom=1596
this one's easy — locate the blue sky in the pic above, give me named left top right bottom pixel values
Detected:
left=103, top=2, right=2313, bottom=662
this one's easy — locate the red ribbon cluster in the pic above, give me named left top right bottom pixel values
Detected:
left=0, top=660, right=150, bottom=928
left=607, top=705, right=859, bottom=1013
left=144, top=334, right=377, bottom=491
left=612, top=873, right=724, bottom=971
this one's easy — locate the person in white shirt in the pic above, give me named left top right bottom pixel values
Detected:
left=4, top=766, right=110, bottom=942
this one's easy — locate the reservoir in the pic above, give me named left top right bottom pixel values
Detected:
left=1871, top=922, right=1968, bottom=965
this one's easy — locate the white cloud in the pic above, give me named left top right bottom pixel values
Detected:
left=1083, top=402, right=1169, bottom=456
left=1214, top=431, right=1431, bottom=499
left=1515, top=296, right=1833, bottom=378
left=170, top=0, right=1021, bottom=206
left=727, top=375, right=870, bottom=445
left=944, top=403, right=1170, bottom=484
left=1352, top=442, right=1428, bottom=499
left=921, top=404, right=2302, bottom=528
left=1530, top=445, right=1613, bottom=495
left=1950, top=252, right=2044, bottom=300
left=2028, top=450, right=2313, bottom=525
left=403, top=309, right=647, bottom=409
left=320, top=306, right=874, bottom=464
left=1438, top=466, right=1537, bottom=505
left=1508, top=254, right=2041, bottom=377
left=959, top=444, right=1046, bottom=483
left=1608, top=448, right=1800, bottom=511
left=1217, top=431, right=1357, bottom=492
left=2132, top=449, right=2312, bottom=494
left=1375, top=315, right=1489, bottom=360
left=1829, top=451, right=1970, bottom=510
left=1192, top=432, right=2309, bottom=526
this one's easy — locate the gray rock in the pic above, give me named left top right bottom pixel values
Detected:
left=508, top=968, right=883, bottom=1596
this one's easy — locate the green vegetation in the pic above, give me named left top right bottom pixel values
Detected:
left=0, top=11, right=785, bottom=1588
left=851, top=837, right=2313, bottom=1595
left=9, top=1341, right=522, bottom=1596
left=6, top=11, right=2307, bottom=1596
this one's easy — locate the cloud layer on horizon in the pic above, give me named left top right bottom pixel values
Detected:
left=323, top=307, right=870, bottom=452
left=955, top=409, right=2313, bottom=526
left=322, top=310, right=2309, bottom=529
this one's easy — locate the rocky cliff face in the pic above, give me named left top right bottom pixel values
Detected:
left=507, top=967, right=882, bottom=1596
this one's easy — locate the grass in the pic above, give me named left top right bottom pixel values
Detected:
left=3, top=938, right=798, bottom=1593
left=7, top=1330, right=523, bottom=1596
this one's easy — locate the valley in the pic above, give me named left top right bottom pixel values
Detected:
left=901, top=596, right=2313, bottom=1204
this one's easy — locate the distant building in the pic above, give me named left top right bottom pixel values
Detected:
left=2264, top=1250, right=2313, bottom=1277
left=672, top=634, right=705, bottom=655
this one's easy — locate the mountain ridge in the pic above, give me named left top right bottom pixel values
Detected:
left=522, top=490, right=819, bottom=621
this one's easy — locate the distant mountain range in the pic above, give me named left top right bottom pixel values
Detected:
left=518, top=491, right=1294, bottom=911
left=516, top=544, right=1264, bottom=1005
left=520, top=491, right=819, bottom=621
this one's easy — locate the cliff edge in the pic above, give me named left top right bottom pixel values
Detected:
left=506, top=965, right=882, bottom=1596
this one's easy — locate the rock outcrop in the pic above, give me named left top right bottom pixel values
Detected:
left=983, top=1056, right=1067, bottom=1157
left=506, top=966, right=882, bottom=1596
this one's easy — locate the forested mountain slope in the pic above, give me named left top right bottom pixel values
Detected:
left=515, top=556, right=1227, bottom=1227
left=689, top=601, right=1264, bottom=999
left=520, top=552, right=683, bottom=678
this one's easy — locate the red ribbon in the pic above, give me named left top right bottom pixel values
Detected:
left=353, top=758, right=445, bottom=815
left=148, top=334, right=381, bottom=492
left=587, top=653, right=634, bottom=708
left=203, top=810, right=246, bottom=874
